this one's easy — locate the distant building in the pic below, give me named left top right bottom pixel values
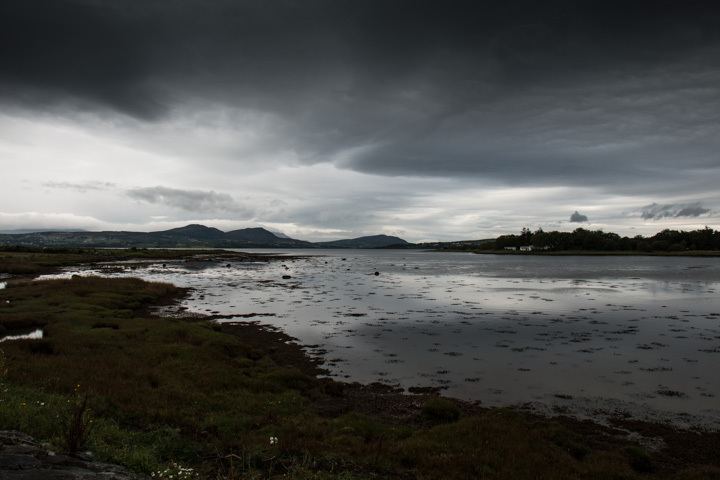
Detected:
left=519, top=245, right=550, bottom=251
left=504, top=246, right=517, bottom=250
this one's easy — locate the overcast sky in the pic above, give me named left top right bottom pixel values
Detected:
left=1, top=0, right=719, bottom=242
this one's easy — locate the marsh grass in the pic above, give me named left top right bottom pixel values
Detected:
left=0, top=247, right=235, bottom=271
left=0, top=255, right=718, bottom=478
left=421, top=397, right=461, bottom=424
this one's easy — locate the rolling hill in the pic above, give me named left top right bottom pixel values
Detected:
left=0, top=225, right=409, bottom=249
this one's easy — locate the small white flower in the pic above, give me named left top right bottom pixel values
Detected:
left=269, top=436, right=278, bottom=445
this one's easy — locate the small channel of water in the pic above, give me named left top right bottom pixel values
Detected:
left=0, top=329, right=43, bottom=343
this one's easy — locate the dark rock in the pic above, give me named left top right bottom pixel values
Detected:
left=0, top=455, right=42, bottom=469
left=0, top=431, right=147, bottom=479
left=43, top=454, right=88, bottom=468
left=0, top=447, right=40, bottom=457
left=0, top=432, right=39, bottom=448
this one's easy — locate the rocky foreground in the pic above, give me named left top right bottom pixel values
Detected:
left=0, top=431, right=146, bottom=479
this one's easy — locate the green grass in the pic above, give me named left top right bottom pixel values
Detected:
left=1, top=251, right=719, bottom=478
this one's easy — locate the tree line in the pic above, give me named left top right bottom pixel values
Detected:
left=489, top=227, right=720, bottom=252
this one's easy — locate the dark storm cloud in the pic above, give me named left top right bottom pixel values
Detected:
left=569, top=211, right=589, bottom=223
left=0, top=0, right=166, bottom=119
left=640, top=202, right=711, bottom=220
left=2, top=0, right=720, bottom=185
left=126, top=186, right=252, bottom=216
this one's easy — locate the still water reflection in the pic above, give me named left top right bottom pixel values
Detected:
left=45, top=250, right=720, bottom=425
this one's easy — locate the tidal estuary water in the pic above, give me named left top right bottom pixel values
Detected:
left=44, top=250, right=720, bottom=427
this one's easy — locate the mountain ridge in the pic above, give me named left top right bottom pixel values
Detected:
left=0, top=224, right=409, bottom=249
left=315, top=234, right=409, bottom=249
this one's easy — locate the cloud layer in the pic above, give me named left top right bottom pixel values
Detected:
left=126, top=186, right=252, bottom=217
left=640, top=202, right=712, bottom=221
left=1, top=1, right=719, bottom=240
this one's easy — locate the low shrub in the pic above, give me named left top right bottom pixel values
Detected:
left=624, top=445, right=653, bottom=473
left=421, top=397, right=460, bottom=423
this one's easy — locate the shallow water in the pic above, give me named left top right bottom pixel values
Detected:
left=43, top=250, right=720, bottom=426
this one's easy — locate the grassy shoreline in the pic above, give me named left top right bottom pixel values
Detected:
left=1, top=249, right=719, bottom=479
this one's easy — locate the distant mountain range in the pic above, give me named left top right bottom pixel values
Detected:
left=0, top=224, right=409, bottom=249
left=315, top=234, right=410, bottom=249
